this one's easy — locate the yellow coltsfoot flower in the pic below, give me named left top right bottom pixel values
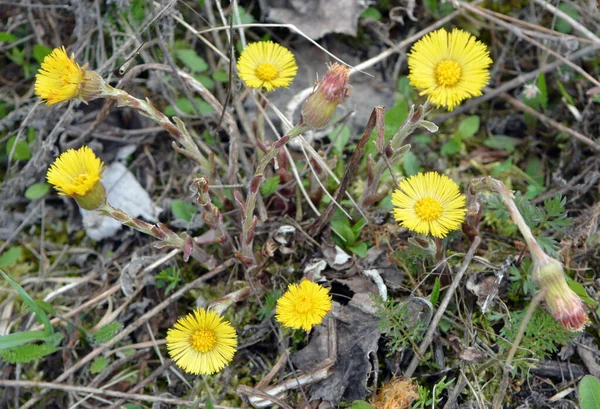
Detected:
left=46, top=146, right=106, bottom=210
left=236, top=41, right=298, bottom=91
left=391, top=172, right=466, bottom=238
left=35, top=46, right=107, bottom=106
left=276, top=280, right=332, bottom=332
left=166, top=308, right=237, bottom=375
left=408, top=28, right=492, bottom=111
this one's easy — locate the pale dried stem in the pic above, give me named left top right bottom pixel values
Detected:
left=0, top=379, right=236, bottom=408
left=492, top=291, right=546, bottom=409
left=404, top=235, right=481, bottom=377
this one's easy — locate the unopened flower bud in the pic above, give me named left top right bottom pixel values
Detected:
left=301, top=63, right=351, bottom=129
left=533, top=257, right=589, bottom=331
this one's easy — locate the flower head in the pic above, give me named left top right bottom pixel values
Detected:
left=276, top=280, right=332, bottom=331
left=166, top=308, right=237, bottom=375
left=374, top=377, right=418, bottom=409
left=408, top=28, right=492, bottom=111
left=301, top=63, right=351, bottom=129
left=35, top=46, right=107, bottom=106
left=236, top=41, right=298, bottom=91
left=533, top=257, right=589, bottom=332
left=391, top=172, right=466, bottom=238
left=46, top=146, right=106, bottom=210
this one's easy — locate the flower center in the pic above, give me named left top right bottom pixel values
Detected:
left=256, top=63, right=278, bottom=81
left=414, top=197, right=443, bottom=222
left=295, top=296, right=313, bottom=314
left=72, top=174, right=91, bottom=187
left=435, top=60, right=462, bottom=87
left=189, top=329, right=217, bottom=352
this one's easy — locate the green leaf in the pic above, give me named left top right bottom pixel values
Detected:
left=331, top=218, right=355, bottom=244
left=90, top=356, right=109, bottom=374
left=212, top=70, right=229, bottom=82
left=91, top=322, right=123, bottom=344
left=556, top=81, right=576, bottom=106
left=331, top=124, right=351, bottom=158
left=441, top=137, right=461, bottom=156
left=556, top=3, right=580, bottom=34
left=457, top=115, right=480, bottom=139
left=0, top=270, right=52, bottom=335
left=0, top=247, right=22, bottom=268
left=175, top=49, right=208, bottom=72
left=567, top=278, right=597, bottom=306
left=536, top=73, right=548, bottom=110
left=193, top=74, right=215, bottom=89
left=25, top=183, right=51, bottom=200
left=402, top=151, right=421, bottom=176
left=430, top=277, right=441, bottom=305
left=348, top=242, right=368, bottom=258
left=360, top=7, right=382, bottom=20
left=205, top=398, right=215, bottom=409
left=0, top=342, right=57, bottom=364
left=6, top=136, right=31, bottom=160
left=261, top=175, right=280, bottom=196
left=33, top=44, right=52, bottom=64
left=171, top=200, right=196, bottom=222
left=0, top=32, right=18, bottom=42
left=385, top=101, right=408, bottom=139
left=235, top=5, right=254, bottom=24
left=483, top=135, right=520, bottom=153
left=579, top=375, right=600, bottom=409
left=351, top=400, right=375, bottom=409
left=164, top=98, right=215, bottom=116
left=0, top=330, right=52, bottom=351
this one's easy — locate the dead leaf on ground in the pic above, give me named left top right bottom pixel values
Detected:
left=292, top=303, right=380, bottom=404
left=265, top=0, right=367, bottom=40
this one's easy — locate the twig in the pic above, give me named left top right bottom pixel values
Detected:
left=0, top=379, right=236, bottom=408
left=531, top=0, right=600, bottom=43
left=492, top=291, right=546, bottom=409
left=404, top=236, right=482, bottom=377
left=18, top=259, right=235, bottom=409
left=309, top=107, right=384, bottom=235
left=499, top=92, right=599, bottom=151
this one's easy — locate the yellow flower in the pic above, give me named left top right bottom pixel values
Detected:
left=236, top=41, right=298, bottom=91
left=46, top=146, right=106, bottom=210
left=391, top=172, right=466, bottom=238
left=276, top=280, right=332, bottom=331
left=166, top=308, right=237, bottom=375
left=408, top=28, right=492, bottom=111
left=35, top=46, right=106, bottom=106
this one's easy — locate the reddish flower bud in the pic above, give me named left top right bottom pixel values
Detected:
left=301, top=63, right=351, bottom=129
left=534, top=257, right=589, bottom=331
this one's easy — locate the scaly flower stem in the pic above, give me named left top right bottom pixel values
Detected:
left=237, top=124, right=309, bottom=264
left=470, top=177, right=549, bottom=263
left=362, top=103, right=436, bottom=208
left=98, top=203, right=216, bottom=268
left=103, top=87, right=210, bottom=170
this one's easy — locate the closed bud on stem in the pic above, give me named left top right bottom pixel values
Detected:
left=533, top=256, right=589, bottom=331
left=301, top=63, right=351, bottom=129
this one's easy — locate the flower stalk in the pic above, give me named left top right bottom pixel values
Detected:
left=361, top=103, right=438, bottom=208
left=470, top=176, right=589, bottom=331
left=98, top=202, right=216, bottom=269
left=236, top=124, right=308, bottom=264
left=102, top=87, right=210, bottom=170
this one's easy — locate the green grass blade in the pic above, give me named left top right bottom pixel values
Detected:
left=0, top=330, right=51, bottom=350
left=0, top=270, right=53, bottom=335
